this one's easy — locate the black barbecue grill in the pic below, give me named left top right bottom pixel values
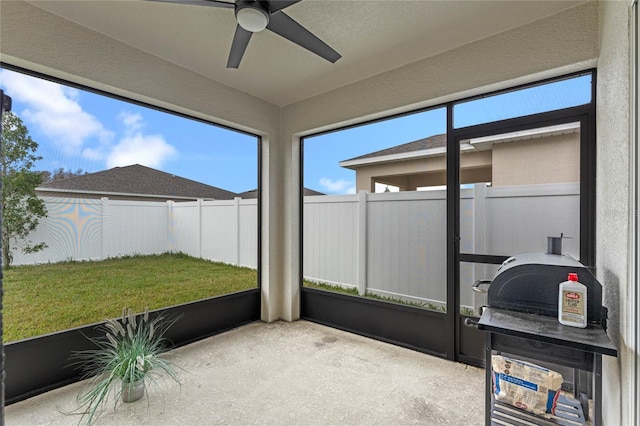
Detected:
left=475, top=252, right=617, bottom=426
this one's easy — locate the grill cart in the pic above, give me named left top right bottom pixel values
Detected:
left=475, top=253, right=617, bottom=426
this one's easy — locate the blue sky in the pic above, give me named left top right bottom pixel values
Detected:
left=304, top=108, right=446, bottom=193
left=0, top=68, right=591, bottom=195
left=0, top=68, right=257, bottom=193
left=304, top=74, right=591, bottom=193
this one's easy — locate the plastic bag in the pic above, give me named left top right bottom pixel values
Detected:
left=492, top=355, right=563, bottom=417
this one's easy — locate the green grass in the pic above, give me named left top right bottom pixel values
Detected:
left=3, top=253, right=257, bottom=342
left=303, top=281, right=447, bottom=312
left=303, top=280, right=359, bottom=296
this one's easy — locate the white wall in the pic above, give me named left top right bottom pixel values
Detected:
left=596, top=2, right=633, bottom=425
left=633, top=2, right=640, bottom=419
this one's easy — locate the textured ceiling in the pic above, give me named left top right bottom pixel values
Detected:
left=25, top=0, right=585, bottom=107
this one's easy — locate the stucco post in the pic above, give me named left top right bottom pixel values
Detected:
left=596, top=2, right=632, bottom=425
left=260, top=130, right=302, bottom=323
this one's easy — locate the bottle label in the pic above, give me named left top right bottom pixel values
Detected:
left=561, top=290, right=584, bottom=320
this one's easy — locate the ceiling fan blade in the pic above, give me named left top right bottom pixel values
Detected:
left=266, top=0, right=302, bottom=13
left=146, top=0, right=234, bottom=9
left=266, top=12, right=341, bottom=63
left=227, top=25, right=253, bottom=68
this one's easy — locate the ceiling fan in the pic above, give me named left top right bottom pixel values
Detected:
left=149, top=0, right=341, bottom=68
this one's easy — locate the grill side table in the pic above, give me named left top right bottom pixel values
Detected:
left=478, top=308, right=617, bottom=426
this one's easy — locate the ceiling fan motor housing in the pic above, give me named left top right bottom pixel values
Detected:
left=235, top=0, right=270, bottom=33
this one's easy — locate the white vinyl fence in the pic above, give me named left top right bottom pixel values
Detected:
left=303, top=183, right=580, bottom=310
left=11, top=197, right=258, bottom=268
left=170, top=198, right=258, bottom=267
left=12, top=183, right=579, bottom=310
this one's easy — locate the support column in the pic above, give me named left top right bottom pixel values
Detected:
left=260, top=132, right=291, bottom=322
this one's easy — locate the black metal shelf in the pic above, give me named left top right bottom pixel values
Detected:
left=491, top=394, right=586, bottom=426
left=478, top=308, right=617, bottom=358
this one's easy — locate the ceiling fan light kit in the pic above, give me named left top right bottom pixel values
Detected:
left=148, top=0, right=341, bottom=68
left=235, top=0, right=269, bottom=33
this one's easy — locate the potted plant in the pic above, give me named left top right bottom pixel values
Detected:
left=71, top=308, right=182, bottom=425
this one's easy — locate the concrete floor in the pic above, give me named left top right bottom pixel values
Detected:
left=5, top=320, right=485, bottom=425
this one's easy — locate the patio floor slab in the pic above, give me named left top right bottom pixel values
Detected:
left=5, top=320, right=484, bottom=425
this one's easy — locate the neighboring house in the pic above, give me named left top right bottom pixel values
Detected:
left=340, top=123, right=580, bottom=192
left=237, top=188, right=325, bottom=199
left=37, top=164, right=238, bottom=202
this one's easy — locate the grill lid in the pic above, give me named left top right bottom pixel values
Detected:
left=487, top=253, right=604, bottom=323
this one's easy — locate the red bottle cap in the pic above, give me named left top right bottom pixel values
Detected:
left=568, top=273, right=578, bottom=281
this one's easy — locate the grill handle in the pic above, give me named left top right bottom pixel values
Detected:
left=472, top=279, right=492, bottom=294
left=464, top=318, right=479, bottom=328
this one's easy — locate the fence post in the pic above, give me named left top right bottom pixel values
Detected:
left=101, top=197, right=109, bottom=260
left=473, top=183, right=487, bottom=285
left=357, top=190, right=368, bottom=296
left=473, top=183, right=487, bottom=254
left=197, top=199, right=203, bottom=259
left=166, top=200, right=174, bottom=253
left=234, top=197, right=241, bottom=266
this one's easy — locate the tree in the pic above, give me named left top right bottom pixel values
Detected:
left=1, top=111, right=47, bottom=266
left=41, top=167, right=86, bottom=183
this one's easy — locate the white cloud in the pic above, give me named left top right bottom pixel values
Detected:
left=106, top=133, right=177, bottom=169
left=118, top=111, right=144, bottom=133
left=105, top=112, right=177, bottom=169
left=81, top=147, right=105, bottom=162
left=319, top=177, right=356, bottom=194
left=0, top=69, right=112, bottom=153
left=1, top=70, right=177, bottom=171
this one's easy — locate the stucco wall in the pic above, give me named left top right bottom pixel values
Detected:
left=282, top=3, right=599, bottom=136
left=353, top=154, right=449, bottom=191
left=492, top=134, right=580, bottom=186
left=350, top=132, right=579, bottom=191
left=596, top=2, right=632, bottom=425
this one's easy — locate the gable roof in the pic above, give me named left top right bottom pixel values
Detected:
left=340, top=134, right=447, bottom=169
left=340, top=123, right=581, bottom=170
left=37, top=164, right=238, bottom=200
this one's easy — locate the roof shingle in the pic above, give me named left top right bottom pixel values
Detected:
left=38, top=164, right=238, bottom=200
left=342, top=133, right=446, bottom=162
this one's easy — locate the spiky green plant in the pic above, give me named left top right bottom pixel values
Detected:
left=70, top=308, right=182, bottom=425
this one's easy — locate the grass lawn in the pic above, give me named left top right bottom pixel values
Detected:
left=303, top=281, right=447, bottom=311
left=3, top=253, right=257, bottom=342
